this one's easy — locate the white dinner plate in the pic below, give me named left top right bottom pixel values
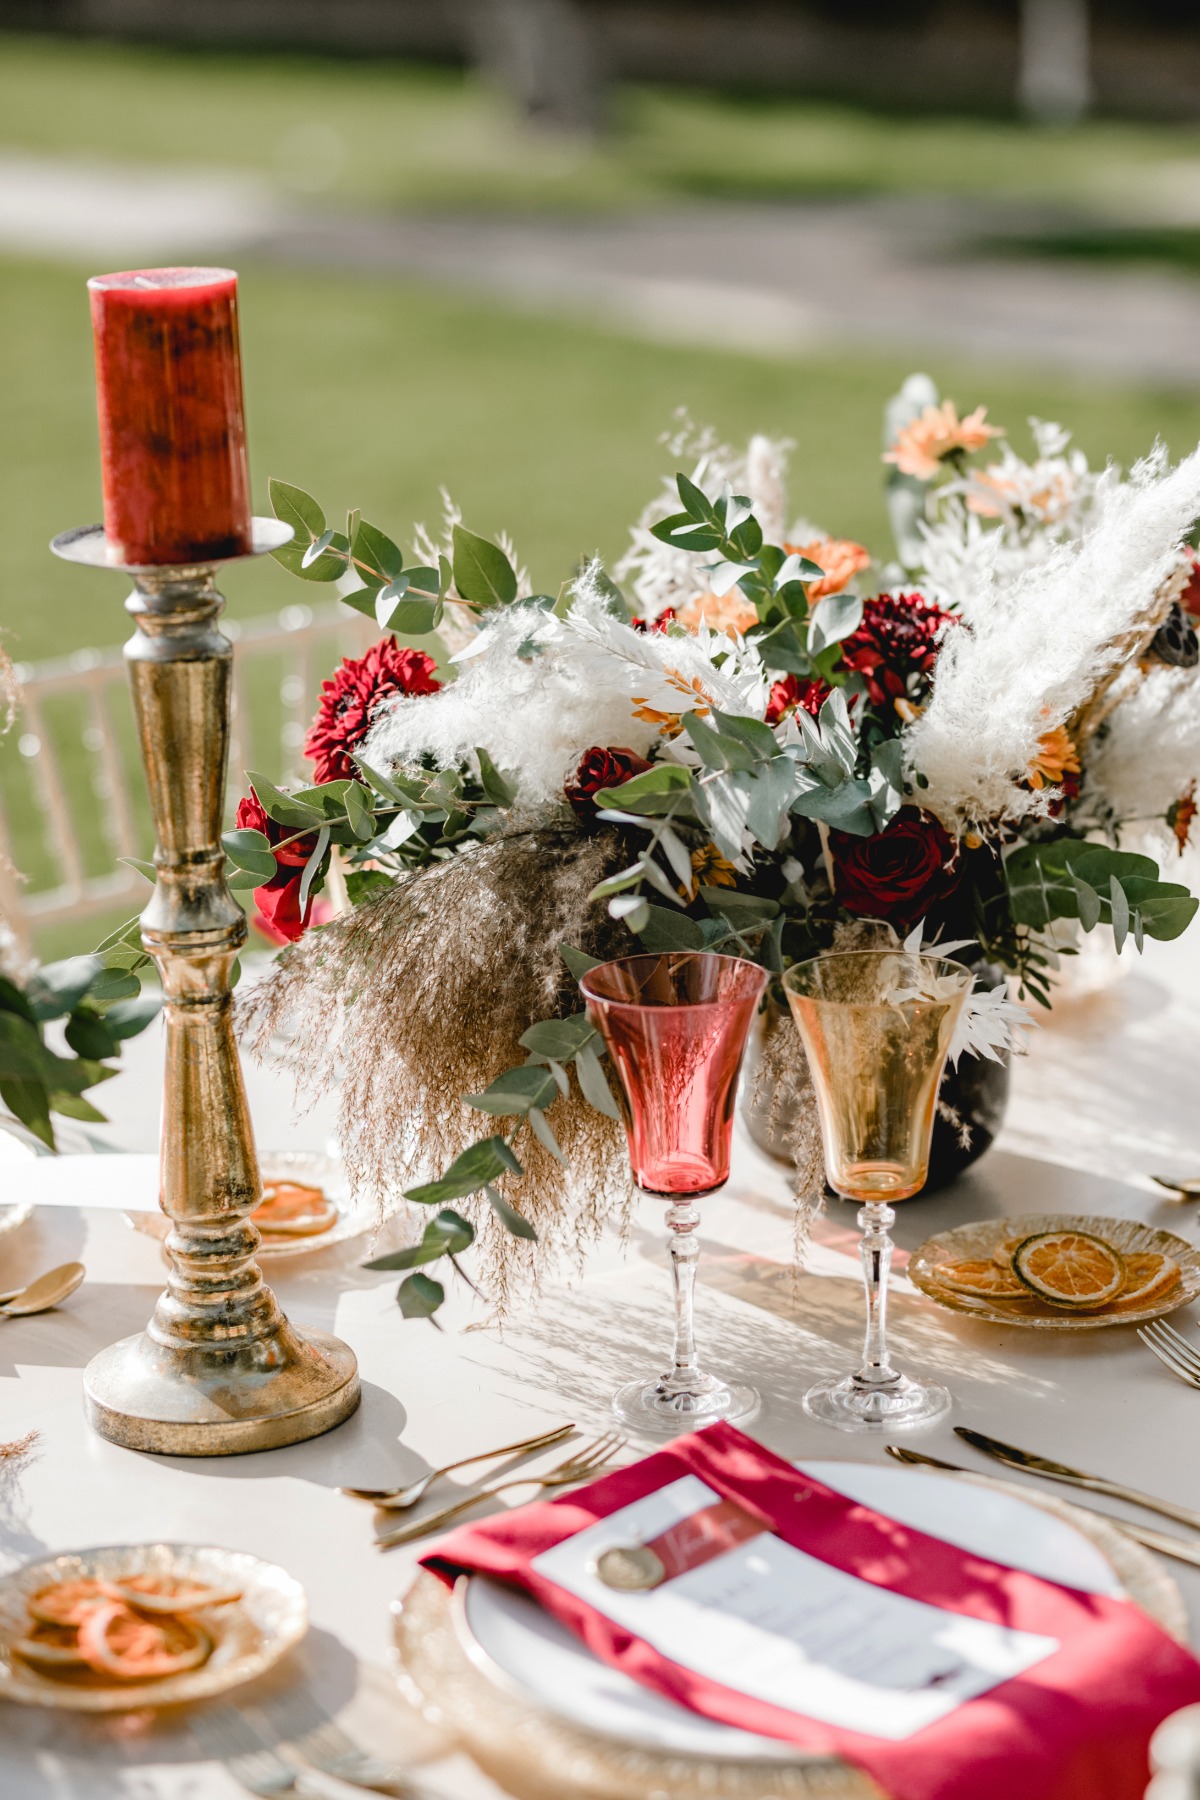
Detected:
left=456, top=1459, right=1126, bottom=1764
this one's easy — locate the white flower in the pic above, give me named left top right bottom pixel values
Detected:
left=894, top=922, right=1035, bottom=1065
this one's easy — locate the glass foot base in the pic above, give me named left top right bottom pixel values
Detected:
left=613, top=1373, right=759, bottom=1436
left=802, top=1372, right=951, bottom=1434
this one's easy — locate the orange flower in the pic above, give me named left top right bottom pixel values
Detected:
left=687, top=842, right=739, bottom=900
left=1170, top=784, right=1197, bottom=855
left=676, top=589, right=759, bottom=637
left=785, top=537, right=871, bottom=602
left=1027, top=725, right=1080, bottom=792
left=967, top=465, right=1076, bottom=524
left=884, top=402, right=1002, bottom=482
left=632, top=668, right=718, bottom=737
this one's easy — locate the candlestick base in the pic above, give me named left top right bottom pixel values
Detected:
left=84, top=1324, right=359, bottom=1457
left=54, top=517, right=360, bottom=1458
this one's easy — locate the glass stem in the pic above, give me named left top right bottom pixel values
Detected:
left=855, top=1202, right=901, bottom=1390
left=663, top=1196, right=703, bottom=1397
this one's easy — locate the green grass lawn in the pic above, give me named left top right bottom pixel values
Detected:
left=6, top=249, right=1200, bottom=962
left=0, top=33, right=1197, bottom=216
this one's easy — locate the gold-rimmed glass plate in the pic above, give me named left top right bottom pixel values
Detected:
left=909, top=1212, right=1200, bottom=1329
left=124, top=1151, right=375, bottom=1261
left=390, top=1459, right=1183, bottom=1800
left=0, top=1542, right=307, bottom=1710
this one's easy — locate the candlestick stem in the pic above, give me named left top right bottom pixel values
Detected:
left=53, top=522, right=359, bottom=1455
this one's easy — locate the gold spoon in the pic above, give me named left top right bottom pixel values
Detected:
left=0, top=1263, right=86, bottom=1316
left=1151, top=1176, right=1200, bottom=1199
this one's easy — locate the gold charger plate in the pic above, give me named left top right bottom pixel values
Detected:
left=0, top=1542, right=307, bottom=1711
left=909, top=1212, right=1200, bottom=1329
left=124, top=1151, right=375, bottom=1262
left=389, top=1476, right=1184, bottom=1800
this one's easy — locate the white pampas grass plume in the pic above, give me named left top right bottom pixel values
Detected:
left=745, top=434, right=790, bottom=544
left=1087, top=666, right=1200, bottom=837
left=361, top=594, right=665, bottom=810
left=906, top=444, right=1200, bottom=832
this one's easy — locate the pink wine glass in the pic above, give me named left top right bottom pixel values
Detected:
left=581, top=951, right=767, bottom=1433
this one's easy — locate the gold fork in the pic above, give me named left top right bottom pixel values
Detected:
left=374, top=1432, right=626, bottom=1550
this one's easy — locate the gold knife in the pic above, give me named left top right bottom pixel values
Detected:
left=886, top=1446, right=1200, bottom=1571
left=953, top=1427, right=1200, bottom=1535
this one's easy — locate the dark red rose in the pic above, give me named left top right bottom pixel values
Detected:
left=830, top=808, right=960, bottom=931
left=841, top=592, right=955, bottom=709
left=1181, top=557, right=1200, bottom=620
left=631, top=609, right=676, bottom=633
left=305, top=637, right=440, bottom=785
left=565, top=746, right=653, bottom=821
left=234, top=790, right=322, bottom=944
left=765, top=675, right=830, bottom=726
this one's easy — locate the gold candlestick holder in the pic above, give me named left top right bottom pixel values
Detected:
left=52, top=519, right=360, bottom=1455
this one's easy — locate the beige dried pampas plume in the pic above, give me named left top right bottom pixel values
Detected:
left=237, top=828, right=636, bottom=1312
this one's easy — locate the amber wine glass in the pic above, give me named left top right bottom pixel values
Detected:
left=783, top=948, right=970, bottom=1431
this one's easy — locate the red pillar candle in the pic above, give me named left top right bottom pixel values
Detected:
left=88, top=266, right=253, bottom=566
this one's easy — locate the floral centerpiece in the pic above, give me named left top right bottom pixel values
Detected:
left=226, top=379, right=1200, bottom=1320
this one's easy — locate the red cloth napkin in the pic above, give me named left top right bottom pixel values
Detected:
left=422, top=1420, right=1200, bottom=1800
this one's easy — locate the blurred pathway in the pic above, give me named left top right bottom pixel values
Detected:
left=2, top=150, right=1198, bottom=384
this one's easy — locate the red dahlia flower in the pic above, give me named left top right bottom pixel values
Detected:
left=631, top=609, right=677, bottom=634
left=305, top=637, right=440, bottom=785
left=765, top=675, right=830, bottom=726
left=830, top=808, right=960, bottom=932
left=565, top=746, right=653, bottom=822
left=841, top=592, right=955, bottom=709
left=234, top=790, right=323, bottom=945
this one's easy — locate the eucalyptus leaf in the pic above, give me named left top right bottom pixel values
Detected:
left=520, top=1014, right=597, bottom=1060
left=528, top=1107, right=564, bottom=1161
left=807, top=592, right=863, bottom=656
left=452, top=525, right=518, bottom=608
left=343, top=782, right=376, bottom=842
left=559, top=944, right=600, bottom=982
left=221, top=828, right=278, bottom=881
left=637, top=905, right=706, bottom=953
left=119, top=857, right=158, bottom=886
left=593, top=763, right=694, bottom=819
left=676, top=471, right=718, bottom=523
left=396, top=1271, right=445, bottom=1320
left=405, top=1135, right=522, bottom=1206
left=476, top=746, right=516, bottom=808
left=297, top=826, right=330, bottom=918
left=464, top=1064, right=560, bottom=1117
left=365, top=1208, right=474, bottom=1271
left=483, top=1184, right=537, bottom=1241
left=574, top=1042, right=620, bottom=1118
left=352, top=519, right=405, bottom=586
left=245, top=773, right=325, bottom=831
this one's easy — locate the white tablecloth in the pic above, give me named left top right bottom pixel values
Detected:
left=4, top=933, right=1200, bottom=1797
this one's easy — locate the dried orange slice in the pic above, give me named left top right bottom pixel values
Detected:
left=991, top=1236, right=1023, bottom=1270
left=13, top=1623, right=89, bottom=1671
left=932, top=1259, right=1026, bottom=1300
left=1013, top=1231, right=1125, bottom=1308
left=76, top=1601, right=211, bottom=1681
left=253, top=1181, right=337, bottom=1237
left=1112, top=1250, right=1179, bottom=1308
left=112, top=1573, right=242, bottom=1614
left=26, top=1578, right=120, bottom=1628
